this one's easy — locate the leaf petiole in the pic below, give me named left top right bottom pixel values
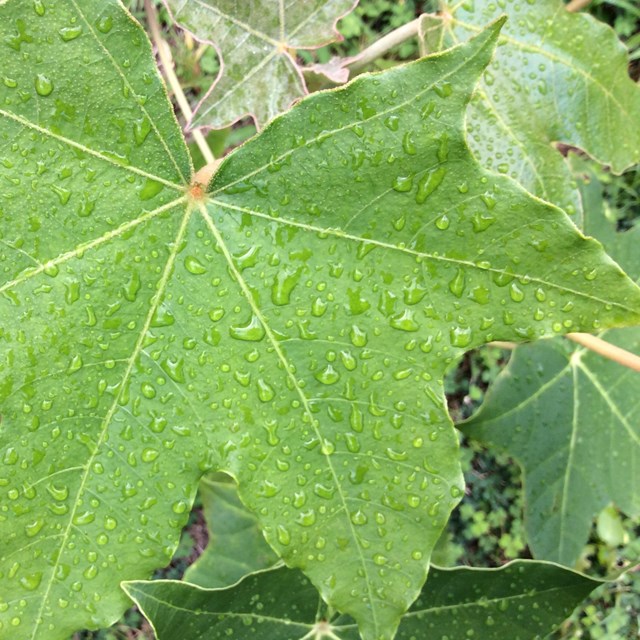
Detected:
left=144, top=0, right=215, bottom=166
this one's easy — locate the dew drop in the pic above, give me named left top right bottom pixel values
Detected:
left=257, top=378, right=275, bottom=402
left=450, top=326, right=472, bottom=348
left=402, top=131, right=417, bottom=155
left=229, top=315, right=265, bottom=342
left=351, top=509, right=368, bottom=525
left=96, top=15, right=113, bottom=33
left=448, top=268, right=466, bottom=298
left=435, top=214, right=450, bottom=230
left=20, top=572, right=42, bottom=591
left=59, top=26, right=82, bottom=41
left=276, top=525, right=291, bottom=545
left=392, top=174, right=414, bottom=192
left=416, top=167, right=446, bottom=203
left=34, top=74, right=53, bottom=97
left=184, top=255, right=206, bottom=275
left=316, top=364, right=340, bottom=385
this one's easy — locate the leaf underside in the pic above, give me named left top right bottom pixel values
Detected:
left=124, top=561, right=601, bottom=640
left=431, top=0, right=640, bottom=219
left=1, top=2, right=640, bottom=640
left=164, top=0, right=357, bottom=130
left=460, top=161, right=640, bottom=566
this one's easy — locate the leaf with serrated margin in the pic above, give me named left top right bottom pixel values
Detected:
left=183, top=473, right=278, bottom=588
left=123, top=561, right=601, bottom=640
left=163, top=0, right=358, bottom=130
left=460, top=160, right=640, bottom=566
left=426, top=0, right=640, bottom=220
left=1, top=5, right=640, bottom=640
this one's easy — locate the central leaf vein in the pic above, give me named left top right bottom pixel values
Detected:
left=197, top=203, right=381, bottom=636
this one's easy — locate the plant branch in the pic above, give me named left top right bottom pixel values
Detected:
left=144, top=0, right=215, bottom=167
left=566, top=0, right=593, bottom=11
left=347, top=17, right=421, bottom=74
left=487, top=341, right=517, bottom=350
left=567, top=333, right=640, bottom=372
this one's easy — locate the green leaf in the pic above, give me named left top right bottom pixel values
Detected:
left=460, top=169, right=640, bottom=566
left=183, top=473, right=278, bottom=588
left=1, top=4, right=640, bottom=639
left=428, top=0, right=640, bottom=217
left=163, top=0, right=358, bottom=129
left=123, top=561, right=602, bottom=639
left=460, top=332, right=640, bottom=566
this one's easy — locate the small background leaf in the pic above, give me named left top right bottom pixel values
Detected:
left=124, top=561, right=602, bottom=640
left=163, top=0, right=358, bottom=129
left=427, top=0, right=640, bottom=218
left=183, top=473, right=278, bottom=588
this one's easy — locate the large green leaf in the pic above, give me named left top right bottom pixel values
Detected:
left=1, top=3, right=640, bottom=639
left=427, top=0, right=640, bottom=218
left=163, top=0, right=357, bottom=129
left=183, top=473, right=278, bottom=588
left=460, top=162, right=640, bottom=566
left=124, top=561, right=602, bottom=639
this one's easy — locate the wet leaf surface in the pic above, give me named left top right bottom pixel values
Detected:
left=1, top=2, right=639, bottom=639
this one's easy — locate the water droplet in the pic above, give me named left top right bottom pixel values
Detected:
left=435, top=214, right=450, bottom=230
left=33, top=0, right=45, bottom=16
left=509, top=282, right=525, bottom=302
left=67, top=354, right=83, bottom=373
left=448, top=268, right=466, bottom=298
left=316, top=364, right=340, bottom=385
left=133, top=117, right=151, bottom=145
left=471, top=211, right=496, bottom=232
left=229, top=315, right=265, bottom=341
left=59, top=26, right=82, bottom=41
left=276, top=525, right=291, bottom=545
left=296, top=510, right=316, bottom=527
left=434, top=82, right=452, bottom=98
left=172, top=500, right=188, bottom=514
left=25, top=519, right=44, bottom=538
left=34, top=74, right=53, bottom=97
left=139, top=179, right=163, bottom=201
left=393, top=174, right=414, bottom=192
left=96, top=15, right=113, bottom=33
left=271, top=268, right=300, bottom=305
left=183, top=255, right=206, bottom=275
left=141, top=448, right=159, bottom=462
left=50, top=184, right=70, bottom=205
left=257, top=378, right=275, bottom=402
left=390, top=309, right=419, bottom=332
left=385, top=447, right=408, bottom=461
left=416, top=167, right=446, bottom=203
left=20, top=572, right=42, bottom=591
left=402, top=131, right=417, bottom=155
left=384, top=115, right=399, bottom=131
left=450, top=326, right=472, bottom=348
left=351, top=509, right=368, bottom=525
left=314, top=483, right=335, bottom=500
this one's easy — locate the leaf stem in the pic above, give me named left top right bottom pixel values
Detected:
left=567, top=333, right=640, bottom=372
left=347, top=18, right=421, bottom=74
left=566, top=0, right=593, bottom=11
left=144, top=0, right=215, bottom=167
